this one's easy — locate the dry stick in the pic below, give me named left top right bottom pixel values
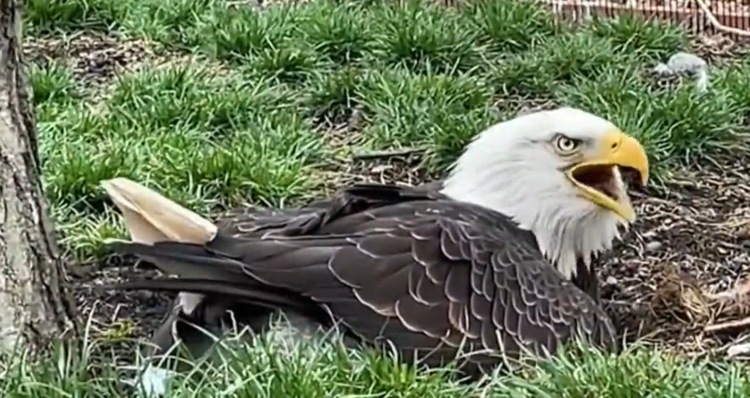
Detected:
left=351, top=147, right=426, bottom=161
left=727, top=341, right=750, bottom=357
left=705, top=316, right=750, bottom=333
left=694, top=0, right=750, bottom=37
left=705, top=278, right=750, bottom=301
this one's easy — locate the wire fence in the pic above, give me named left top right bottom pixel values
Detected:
left=431, top=0, right=750, bottom=38
left=542, top=0, right=750, bottom=37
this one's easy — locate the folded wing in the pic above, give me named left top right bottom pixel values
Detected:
left=105, top=181, right=617, bottom=378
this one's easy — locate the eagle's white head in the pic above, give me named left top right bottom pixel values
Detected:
left=441, top=107, right=649, bottom=280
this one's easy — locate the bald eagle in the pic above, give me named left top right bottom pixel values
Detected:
left=101, top=107, right=649, bottom=379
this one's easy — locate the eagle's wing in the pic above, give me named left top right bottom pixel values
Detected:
left=135, top=184, right=448, bottom=360
left=213, top=182, right=446, bottom=238
left=213, top=200, right=332, bottom=237
left=108, top=186, right=617, bottom=378
left=122, top=184, right=443, bottom=352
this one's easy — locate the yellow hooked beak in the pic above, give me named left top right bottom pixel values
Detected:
left=566, top=130, right=649, bottom=222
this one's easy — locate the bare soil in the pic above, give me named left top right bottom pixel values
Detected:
left=603, top=153, right=750, bottom=357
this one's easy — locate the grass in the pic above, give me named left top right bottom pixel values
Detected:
left=9, top=0, right=750, bottom=394
left=4, top=331, right=750, bottom=397
left=26, top=0, right=750, bottom=259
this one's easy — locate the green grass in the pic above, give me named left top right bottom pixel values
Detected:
left=26, top=0, right=750, bottom=259
left=3, top=333, right=750, bottom=397
left=11, top=0, right=750, bottom=394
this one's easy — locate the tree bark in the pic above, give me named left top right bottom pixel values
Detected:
left=0, top=0, right=77, bottom=352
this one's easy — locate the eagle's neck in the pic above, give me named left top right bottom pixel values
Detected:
left=440, top=153, right=623, bottom=282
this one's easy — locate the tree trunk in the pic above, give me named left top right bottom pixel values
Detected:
left=0, top=0, right=77, bottom=352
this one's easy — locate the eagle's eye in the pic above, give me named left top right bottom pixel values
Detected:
left=553, top=134, right=581, bottom=154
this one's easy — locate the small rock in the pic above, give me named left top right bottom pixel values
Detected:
left=605, top=276, right=619, bottom=285
left=645, top=241, right=663, bottom=252
left=727, top=342, right=750, bottom=358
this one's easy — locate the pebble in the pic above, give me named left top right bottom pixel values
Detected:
left=645, top=241, right=663, bottom=251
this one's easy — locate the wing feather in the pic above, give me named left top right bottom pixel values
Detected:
left=412, top=266, right=446, bottom=305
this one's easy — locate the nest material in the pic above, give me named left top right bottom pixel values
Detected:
left=601, top=152, right=750, bottom=357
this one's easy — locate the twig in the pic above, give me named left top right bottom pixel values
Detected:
left=351, top=147, right=425, bottom=161
left=705, top=278, right=750, bottom=302
left=226, top=0, right=261, bottom=7
left=727, top=341, right=750, bottom=358
left=694, top=0, right=750, bottom=37
left=704, top=316, right=750, bottom=333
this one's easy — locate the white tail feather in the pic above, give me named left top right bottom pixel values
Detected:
left=101, top=178, right=217, bottom=245
left=101, top=177, right=215, bottom=317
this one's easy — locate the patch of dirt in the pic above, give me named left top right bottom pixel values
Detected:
left=70, top=256, right=172, bottom=366
left=24, top=32, right=159, bottom=91
left=22, top=32, right=227, bottom=103
left=312, top=105, right=433, bottom=195
left=601, top=151, right=750, bottom=357
left=691, top=33, right=750, bottom=66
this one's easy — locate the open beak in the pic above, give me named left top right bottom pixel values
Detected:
left=566, top=130, right=649, bottom=222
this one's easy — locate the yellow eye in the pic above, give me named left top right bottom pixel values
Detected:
left=555, top=135, right=579, bottom=153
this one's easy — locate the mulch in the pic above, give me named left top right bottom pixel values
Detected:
left=602, top=152, right=750, bottom=357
